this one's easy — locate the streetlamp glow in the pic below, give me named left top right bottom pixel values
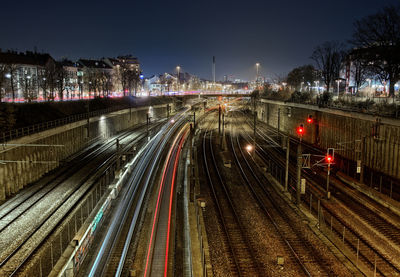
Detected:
left=255, top=63, right=260, bottom=84
left=314, top=80, right=320, bottom=94
left=176, top=66, right=181, bottom=92
left=246, top=144, right=253, bottom=152
left=366, top=78, right=372, bottom=98
left=336, top=79, right=341, bottom=95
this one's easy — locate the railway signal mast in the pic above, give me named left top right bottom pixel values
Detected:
left=325, top=148, right=334, bottom=199
left=296, top=123, right=304, bottom=205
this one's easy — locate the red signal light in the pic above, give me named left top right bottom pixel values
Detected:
left=326, top=155, right=333, bottom=163
left=307, top=115, right=313, bottom=124
left=297, top=124, right=304, bottom=136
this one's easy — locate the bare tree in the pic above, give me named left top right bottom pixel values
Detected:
left=38, top=68, right=48, bottom=100
left=350, top=58, right=371, bottom=94
left=350, top=5, right=400, bottom=97
left=116, top=62, right=140, bottom=96
left=38, top=63, right=57, bottom=101
left=115, top=65, right=128, bottom=96
left=311, top=41, right=346, bottom=94
left=20, top=71, right=37, bottom=102
left=54, top=63, right=67, bottom=100
left=0, top=64, right=6, bottom=102
left=84, top=68, right=99, bottom=98
left=99, top=70, right=113, bottom=97
left=287, top=65, right=317, bottom=91
left=5, top=64, right=18, bottom=101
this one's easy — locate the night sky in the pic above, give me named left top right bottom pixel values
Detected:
left=1, top=0, right=398, bottom=80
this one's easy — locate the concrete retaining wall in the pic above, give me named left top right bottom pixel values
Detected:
left=259, top=99, right=400, bottom=180
left=0, top=103, right=174, bottom=201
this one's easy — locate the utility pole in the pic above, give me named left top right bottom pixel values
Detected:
left=295, top=124, right=304, bottom=205
left=325, top=150, right=334, bottom=199
left=176, top=66, right=180, bottom=92
left=116, top=138, right=120, bottom=170
left=167, top=104, right=170, bottom=119
left=86, top=100, right=90, bottom=139
left=296, top=140, right=302, bottom=205
left=129, top=96, right=132, bottom=121
left=221, top=112, right=225, bottom=150
left=193, top=111, right=196, bottom=129
left=285, top=136, right=290, bottom=191
left=253, top=97, right=256, bottom=139
left=146, top=113, right=149, bottom=134
left=277, top=108, right=280, bottom=137
left=256, top=63, right=260, bottom=88
left=218, top=104, right=221, bottom=136
left=222, top=113, right=225, bottom=134
left=212, top=56, right=216, bottom=90
left=326, top=162, right=331, bottom=199
left=360, top=136, right=365, bottom=184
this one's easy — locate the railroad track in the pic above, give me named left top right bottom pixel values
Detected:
left=202, top=117, right=262, bottom=276
left=0, top=121, right=160, bottom=233
left=145, top=126, right=189, bottom=277
left=230, top=123, right=335, bottom=276
left=240, top=112, right=400, bottom=276
left=0, top=121, right=164, bottom=276
left=87, top=111, right=190, bottom=277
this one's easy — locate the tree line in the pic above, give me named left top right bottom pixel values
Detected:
left=286, top=4, right=400, bottom=98
left=0, top=58, right=141, bottom=102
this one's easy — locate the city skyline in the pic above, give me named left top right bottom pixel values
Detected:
left=1, top=0, right=399, bottom=81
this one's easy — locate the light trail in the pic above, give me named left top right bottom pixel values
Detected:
left=143, top=132, right=180, bottom=277
left=88, top=109, right=190, bottom=277
left=144, top=125, right=189, bottom=277
left=164, top=130, right=188, bottom=277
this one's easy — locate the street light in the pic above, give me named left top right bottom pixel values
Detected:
left=336, top=79, right=341, bottom=96
left=176, top=66, right=181, bottom=92
left=255, top=63, right=260, bottom=87
left=314, top=80, right=320, bottom=95
left=366, top=78, right=372, bottom=98
left=246, top=144, right=253, bottom=153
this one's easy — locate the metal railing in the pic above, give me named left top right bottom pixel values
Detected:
left=262, top=95, right=400, bottom=119
left=0, top=105, right=128, bottom=143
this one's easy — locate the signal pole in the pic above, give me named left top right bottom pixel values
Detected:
left=296, top=124, right=304, bottom=206
left=325, top=150, right=334, bottom=199
left=296, top=141, right=302, bottom=205
left=218, top=104, right=221, bottom=136
left=212, top=56, right=216, bottom=90
left=284, top=136, right=290, bottom=191
left=326, top=162, right=331, bottom=199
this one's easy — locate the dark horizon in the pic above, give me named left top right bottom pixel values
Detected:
left=1, top=0, right=398, bottom=81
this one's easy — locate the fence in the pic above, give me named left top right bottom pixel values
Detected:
left=23, top=164, right=116, bottom=277
left=0, top=105, right=127, bottom=143
left=194, top=198, right=208, bottom=277
left=306, top=191, right=388, bottom=276
left=264, top=150, right=393, bottom=276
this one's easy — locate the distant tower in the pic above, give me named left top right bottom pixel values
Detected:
left=212, top=56, right=216, bottom=85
